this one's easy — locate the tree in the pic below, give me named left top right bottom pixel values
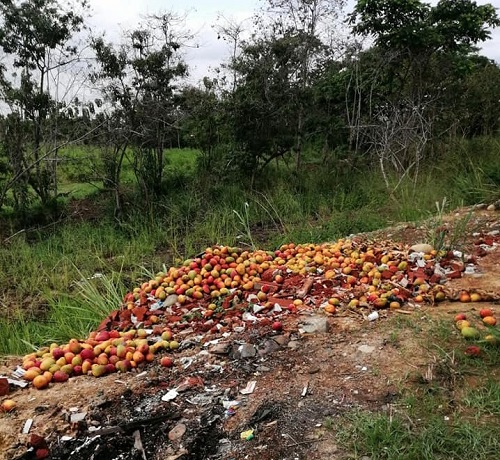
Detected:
left=228, top=33, right=306, bottom=182
left=91, top=11, right=190, bottom=207
left=346, top=0, right=500, bottom=190
left=0, top=0, right=88, bottom=212
left=257, top=0, right=346, bottom=169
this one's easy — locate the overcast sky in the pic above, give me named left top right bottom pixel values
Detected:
left=87, top=0, right=500, bottom=85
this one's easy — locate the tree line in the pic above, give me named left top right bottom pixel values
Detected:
left=1, top=0, right=499, bottom=220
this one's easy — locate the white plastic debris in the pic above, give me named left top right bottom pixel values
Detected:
left=222, top=400, right=241, bottom=409
left=271, top=304, right=282, bottom=313
left=464, top=264, right=476, bottom=275
left=242, top=312, right=258, bottom=322
left=162, top=389, right=179, bottom=401
left=70, top=412, right=87, bottom=424
left=240, top=380, right=257, bottom=395
left=252, top=304, right=266, bottom=313
left=367, top=311, right=379, bottom=321
left=1, top=375, right=28, bottom=388
left=11, top=366, right=26, bottom=379
left=301, top=382, right=309, bottom=397
left=247, top=294, right=258, bottom=303
left=22, top=419, right=33, bottom=434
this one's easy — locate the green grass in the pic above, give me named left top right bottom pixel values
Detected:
left=334, top=309, right=500, bottom=460
left=462, top=379, right=500, bottom=417
left=336, top=410, right=500, bottom=460
left=0, top=270, right=127, bottom=355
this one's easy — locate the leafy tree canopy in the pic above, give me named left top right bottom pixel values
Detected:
left=349, top=0, right=500, bottom=54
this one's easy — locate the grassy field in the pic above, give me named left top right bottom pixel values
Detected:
left=0, top=138, right=500, bottom=459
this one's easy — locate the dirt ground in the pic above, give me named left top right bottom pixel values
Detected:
left=1, top=205, right=499, bottom=460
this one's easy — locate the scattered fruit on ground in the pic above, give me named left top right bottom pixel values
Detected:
left=454, top=313, right=467, bottom=322
left=13, top=237, right=500, bottom=388
left=464, top=345, right=481, bottom=357
left=461, top=326, right=480, bottom=339
left=1, top=400, right=16, bottom=412
left=160, top=357, right=174, bottom=368
left=455, top=320, right=471, bottom=330
left=479, top=308, right=494, bottom=318
left=482, top=316, right=497, bottom=326
left=272, top=321, right=283, bottom=331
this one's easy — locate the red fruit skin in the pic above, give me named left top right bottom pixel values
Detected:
left=35, top=448, right=49, bottom=459
left=272, top=321, right=283, bottom=331
left=454, top=313, right=467, bottom=322
left=80, top=349, right=95, bottom=361
left=160, top=357, right=174, bottom=368
left=53, top=370, right=69, bottom=382
left=51, top=348, right=65, bottom=360
left=105, top=363, right=116, bottom=374
left=480, top=308, right=494, bottom=318
left=464, top=345, right=481, bottom=357
left=95, top=331, right=110, bottom=342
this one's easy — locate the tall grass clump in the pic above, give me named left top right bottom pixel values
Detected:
left=0, top=263, right=128, bottom=355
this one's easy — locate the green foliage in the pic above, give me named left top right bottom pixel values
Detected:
left=0, top=0, right=88, bottom=210
left=350, top=0, right=500, bottom=53
left=336, top=410, right=500, bottom=460
left=91, top=13, right=191, bottom=206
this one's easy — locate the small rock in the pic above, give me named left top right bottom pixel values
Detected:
left=168, top=423, right=187, bottom=442
left=256, top=366, right=271, bottom=372
left=272, top=335, right=289, bottom=346
left=237, top=343, right=257, bottom=358
left=300, top=316, right=329, bottom=333
left=164, top=294, right=178, bottom=307
left=409, top=243, right=433, bottom=253
left=288, top=340, right=300, bottom=349
left=308, top=366, right=320, bottom=374
left=209, top=342, right=231, bottom=354
left=259, top=339, right=281, bottom=356
left=487, top=204, right=496, bottom=211
left=358, top=345, right=375, bottom=354
left=70, top=412, right=87, bottom=424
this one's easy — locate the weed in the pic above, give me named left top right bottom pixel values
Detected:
left=462, top=379, right=500, bottom=417
left=233, top=202, right=256, bottom=250
left=424, top=197, right=474, bottom=254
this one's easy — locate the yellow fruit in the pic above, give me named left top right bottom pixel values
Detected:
left=470, top=293, right=481, bottom=302
left=456, top=320, right=471, bottom=330
left=483, top=316, right=497, bottom=326
left=23, top=368, right=41, bottom=381
left=324, top=304, right=336, bottom=314
left=1, top=400, right=16, bottom=412
left=32, top=375, right=49, bottom=390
